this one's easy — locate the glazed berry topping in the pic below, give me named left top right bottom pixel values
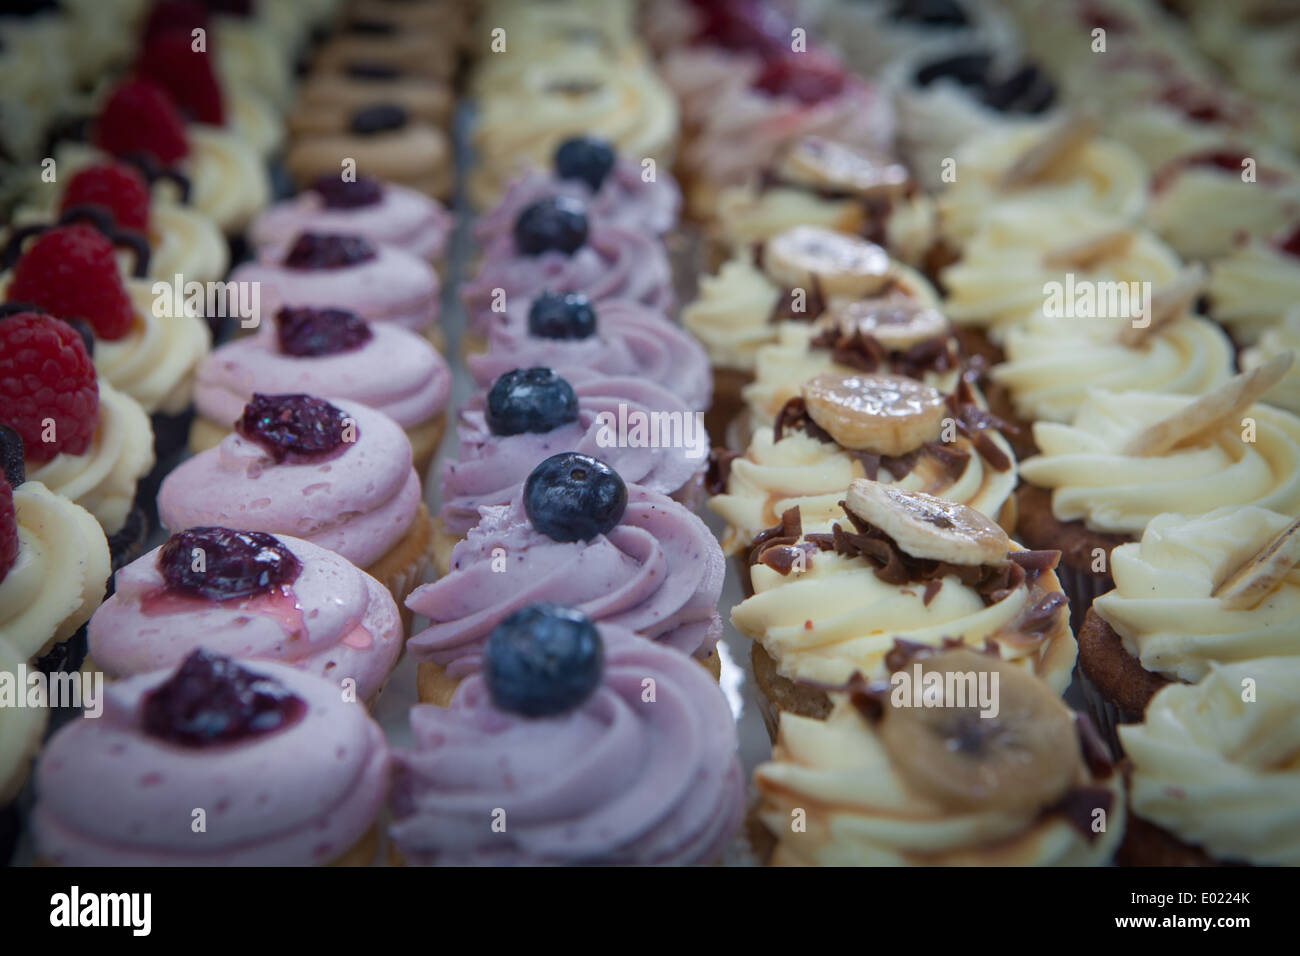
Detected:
left=141, top=649, right=307, bottom=748
left=350, top=104, right=408, bottom=135
left=484, top=604, right=604, bottom=717
left=276, top=306, right=373, bottom=356
left=691, top=0, right=789, bottom=55
left=523, top=452, right=627, bottom=542
left=753, top=50, right=847, bottom=104
left=0, top=478, right=16, bottom=586
left=60, top=162, right=151, bottom=232
left=137, top=27, right=225, bottom=125
left=513, top=196, right=589, bottom=256
left=554, top=136, right=617, bottom=192
left=0, top=312, right=99, bottom=464
left=527, top=291, right=597, bottom=340
left=1276, top=223, right=1300, bottom=259
left=311, top=174, right=383, bottom=209
left=7, top=225, right=136, bottom=340
left=236, top=393, right=352, bottom=462
left=485, top=368, right=579, bottom=436
left=890, top=0, right=969, bottom=27
left=158, top=527, right=302, bottom=601
left=94, top=80, right=190, bottom=166
left=0, top=425, right=24, bottom=488
left=283, top=232, right=378, bottom=269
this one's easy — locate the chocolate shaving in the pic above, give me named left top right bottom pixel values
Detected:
left=808, top=325, right=958, bottom=380
left=923, top=441, right=971, bottom=481
left=1075, top=713, right=1116, bottom=779
left=845, top=671, right=890, bottom=723
left=773, top=397, right=835, bottom=444
left=705, top=447, right=739, bottom=495
left=944, top=377, right=1014, bottom=471
left=748, top=506, right=806, bottom=574
left=922, top=578, right=943, bottom=606
left=1049, top=785, right=1115, bottom=842
left=768, top=276, right=827, bottom=324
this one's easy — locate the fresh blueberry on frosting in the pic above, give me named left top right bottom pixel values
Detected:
left=282, top=232, right=378, bottom=270
left=513, top=196, right=589, bottom=256
left=235, top=393, right=352, bottom=462
left=484, top=604, right=604, bottom=717
left=527, top=291, right=598, bottom=340
left=523, top=452, right=627, bottom=543
left=914, top=51, right=1054, bottom=114
left=276, top=306, right=374, bottom=357
left=158, top=527, right=302, bottom=602
left=485, top=368, right=579, bottom=436
left=0, top=424, right=24, bottom=488
left=140, top=648, right=307, bottom=747
left=310, top=174, right=383, bottom=209
left=554, top=136, right=617, bottom=192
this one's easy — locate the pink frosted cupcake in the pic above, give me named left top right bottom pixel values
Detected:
left=188, top=306, right=451, bottom=475
left=390, top=607, right=743, bottom=866
left=474, top=135, right=682, bottom=247
left=468, top=292, right=711, bottom=412
left=249, top=175, right=454, bottom=264
left=460, top=197, right=673, bottom=353
left=87, top=527, right=403, bottom=705
left=409, top=453, right=724, bottom=706
left=158, top=394, right=431, bottom=619
left=33, top=649, right=389, bottom=866
left=229, top=232, right=442, bottom=346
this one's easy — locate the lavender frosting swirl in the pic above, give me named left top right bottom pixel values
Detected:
left=389, top=623, right=744, bottom=866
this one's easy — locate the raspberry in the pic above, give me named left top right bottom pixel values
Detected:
left=141, top=0, right=209, bottom=45
left=137, top=30, right=225, bottom=126
left=7, top=225, right=135, bottom=340
left=59, top=163, right=152, bottom=233
left=94, top=80, right=190, bottom=166
left=0, top=312, right=99, bottom=465
left=0, top=477, right=16, bottom=586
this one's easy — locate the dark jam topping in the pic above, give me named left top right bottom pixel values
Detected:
left=283, top=233, right=378, bottom=269
left=276, top=306, right=373, bottom=357
left=158, top=527, right=302, bottom=601
left=141, top=649, right=306, bottom=748
left=311, top=174, right=383, bottom=209
left=235, top=393, right=352, bottom=462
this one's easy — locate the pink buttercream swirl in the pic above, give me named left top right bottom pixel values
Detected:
left=158, top=400, right=420, bottom=568
left=408, top=485, right=724, bottom=676
left=440, top=375, right=707, bottom=536
left=32, top=661, right=389, bottom=865
left=389, top=623, right=744, bottom=865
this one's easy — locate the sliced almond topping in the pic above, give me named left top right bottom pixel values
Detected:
left=1213, top=518, right=1300, bottom=610
left=999, top=114, right=1101, bottom=190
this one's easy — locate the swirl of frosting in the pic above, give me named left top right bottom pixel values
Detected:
left=250, top=182, right=454, bottom=263
left=195, top=322, right=450, bottom=431
left=755, top=695, right=1125, bottom=866
left=89, top=534, right=402, bottom=702
left=714, top=184, right=866, bottom=252
left=229, top=243, right=440, bottom=334
left=408, top=485, right=724, bottom=678
left=31, top=661, right=389, bottom=865
left=1242, top=307, right=1300, bottom=414
left=1093, top=507, right=1300, bottom=682
left=226, top=86, right=285, bottom=159
left=0, top=481, right=110, bottom=660
left=461, top=224, right=673, bottom=339
left=992, top=312, right=1235, bottom=423
left=1208, top=237, right=1300, bottom=345
left=159, top=400, right=420, bottom=570
left=1019, top=390, right=1300, bottom=535
left=390, top=622, right=744, bottom=865
left=440, top=376, right=707, bottom=537
left=185, top=125, right=272, bottom=235
left=469, top=297, right=711, bottom=411
left=0, top=633, right=47, bottom=804
left=1120, top=658, right=1300, bottom=866
left=28, top=381, right=154, bottom=536
left=148, top=199, right=230, bottom=284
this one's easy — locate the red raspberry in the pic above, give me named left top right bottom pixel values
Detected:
left=141, top=0, right=209, bottom=45
left=59, top=162, right=152, bottom=233
left=7, top=225, right=136, bottom=341
left=0, top=477, right=16, bottom=585
left=94, top=80, right=190, bottom=166
left=0, top=312, right=100, bottom=465
left=137, top=30, right=225, bottom=126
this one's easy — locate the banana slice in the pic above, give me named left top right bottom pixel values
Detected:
left=999, top=113, right=1100, bottom=190
left=844, top=479, right=1011, bottom=565
left=764, top=225, right=894, bottom=298
left=1116, top=264, right=1206, bottom=348
left=823, top=297, right=951, bottom=350
left=877, top=649, right=1082, bottom=813
left=1122, top=354, right=1295, bottom=457
left=802, top=373, right=946, bottom=455
left=777, top=136, right=910, bottom=198
left=1214, top=517, right=1300, bottom=610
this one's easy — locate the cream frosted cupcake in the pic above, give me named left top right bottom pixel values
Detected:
left=1208, top=225, right=1300, bottom=346
left=1242, top=307, right=1300, bottom=414
left=754, top=644, right=1124, bottom=866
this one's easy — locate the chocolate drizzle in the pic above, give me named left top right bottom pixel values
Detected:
left=705, top=447, right=740, bottom=495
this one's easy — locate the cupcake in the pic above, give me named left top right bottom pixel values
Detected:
left=188, top=306, right=450, bottom=477
left=1241, top=307, right=1300, bottom=414
left=32, top=649, right=390, bottom=866
left=753, top=642, right=1124, bottom=866
left=158, top=394, right=431, bottom=618
left=390, top=605, right=743, bottom=866
left=1207, top=223, right=1300, bottom=346
left=408, top=453, right=724, bottom=706
left=88, top=527, right=404, bottom=706
left=294, top=68, right=453, bottom=134
left=467, top=292, right=712, bottom=412
left=732, top=481, right=1077, bottom=735
left=0, top=632, right=48, bottom=863
left=250, top=175, right=454, bottom=264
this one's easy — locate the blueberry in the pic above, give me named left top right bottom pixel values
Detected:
left=914, top=52, right=993, bottom=89
left=485, top=368, right=579, bottom=436
left=513, top=196, right=589, bottom=256
left=523, top=452, right=626, bottom=542
left=554, top=135, right=617, bottom=192
left=484, top=604, right=604, bottom=717
left=527, top=291, right=597, bottom=340
left=158, top=527, right=303, bottom=602
left=0, top=425, right=25, bottom=488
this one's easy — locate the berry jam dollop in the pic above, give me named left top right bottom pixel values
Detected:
left=485, top=604, right=604, bottom=717
left=283, top=232, right=377, bottom=269
left=311, top=174, right=383, bottom=209
left=141, top=649, right=307, bottom=748
left=523, top=452, right=627, bottom=543
left=158, top=527, right=302, bottom=601
left=235, top=393, right=353, bottom=462
left=276, top=306, right=373, bottom=356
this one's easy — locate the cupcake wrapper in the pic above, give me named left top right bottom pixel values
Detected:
left=365, top=503, right=435, bottom=634
left=106, top=504, right=151, bottom=573
left=1074, top=666, right=1134, bottom=760
left=1054, top=562, right=1113, bottom=635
